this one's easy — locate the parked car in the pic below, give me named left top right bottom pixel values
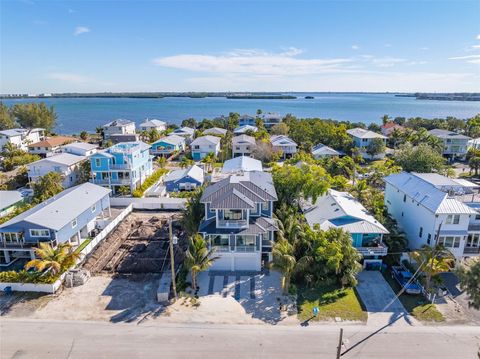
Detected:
left=391, top=266, right=422, bottom=295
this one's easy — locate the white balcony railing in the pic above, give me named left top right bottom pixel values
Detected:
left=356, top=246, right=388, bottom=256
left=217, top=219, right=249, bottom=229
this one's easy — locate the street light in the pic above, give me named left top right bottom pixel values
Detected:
left=169, top=219, right=178, bottom=301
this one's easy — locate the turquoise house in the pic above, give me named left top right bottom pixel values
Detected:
left=150, top=135, right=186, bottom=157
left=90, top=141, right=153, bottom=195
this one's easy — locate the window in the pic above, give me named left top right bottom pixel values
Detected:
left=95, top=158, right=101, bottom=167
left=419, top=227, right=423, bottom=238
left=236, top=235, right=255, bottom=247
left=211, top=235, right=229, bottom=247
left=71, top=219, right=77, bottom=228
left=427, top=233, right=432, bottom=244
left=30, top=229, right=50, bottom=237
left=91, top=205, right=96, bottom=213
left=223, top=209, right=243, bottom=220
left=475, top=214, right=480, bottom=220
left=445, top=215, right=460, bottom=225
left=439, top=236, right=461, bottom=248
left=262, top=202, right=269, bottom=211
left=403, top=194, right=406, bottom=202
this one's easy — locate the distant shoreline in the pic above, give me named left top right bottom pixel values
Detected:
left=395, top=93, right=480, bottom=101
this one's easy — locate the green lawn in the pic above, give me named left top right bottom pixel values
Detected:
left=382, top=269, right=444, bottom=322
left=297, top=284, right=368, bottom=322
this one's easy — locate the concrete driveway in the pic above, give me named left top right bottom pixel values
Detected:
left=355, top=271, right=413, bottom=326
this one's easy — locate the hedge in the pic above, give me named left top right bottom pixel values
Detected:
left=0, top=270, right=59, bottom=284
left=132, top=168, right=168, bottom=198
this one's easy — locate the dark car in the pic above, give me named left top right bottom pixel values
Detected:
left=391, top=266, right=422, bottom=295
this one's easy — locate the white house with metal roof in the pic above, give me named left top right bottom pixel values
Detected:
left=0, top=128, right=45, bottom=151
left=204, top=127, right=227, bottom=137
left=0, top=191, right=24, bottom=218
left=139, top=119, right=167, bottom=133
left=172, top=127, right=195, bottom=143
left=102, top=119, right=136, bottom=139
left=199, top=171, right=278, bottom=271
left=61, top=142, right=98, bottom=157
left=222, top=156, right=263, bottom=174
left=27, top=153, right=87, bottom=188
left=270, top=135, right=298, bottom=159
left=428, top=129, right=471, bottom=160
left=347, top=128, right=387, bottom=160
left=190, top=135, right=221, bottom=161
left=0, top=183, right=111, bottom=266
left=301, top=189, right=389, bottom=267
left=232, top=134, right=256, bottom=157
left=384, top=172, right=480, bottom=259
left=234, top=125, right=258, bottom=135
left=311, top=143, right=342, bottom=159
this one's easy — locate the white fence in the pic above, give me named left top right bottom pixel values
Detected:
left=110, top=197, right=186, bottom=210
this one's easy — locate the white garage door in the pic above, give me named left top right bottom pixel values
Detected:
left=209, top=253, right=261, bottom=271
left=234, top=254, right=260, bottom=271
left=209, top=255, right=232, bottom=271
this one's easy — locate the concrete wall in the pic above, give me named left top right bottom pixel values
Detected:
left=109, top=197, right=186, bottom=210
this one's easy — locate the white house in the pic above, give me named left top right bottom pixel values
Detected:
left=27, top=153, right=87, bottom=189
left=61, top=142, right=98, bottom=157
left=301, top=189, right=389, bottom=267
left=139, top=119, right=167, bottom=133
left=262, top=112, right=282, bottom=128
left=311, top=143, right=342, bottom=159
left=270, top=135, right=298, bottom=159
left=384, top=172, right=480, bottom=259
left=428, top=129, right=471, bottom=160
left=28, top=136, right=76, bottom=157
left=222, top=156, right=263, bottom=174
left=102, top=119, right=136, bottom=139
left=232, top=134, right=256, bottom=157
left=204, top=127, right=227, bottom=136
left=172, top=127, right=195, bottom=143
left=0, top=128, right=45, bottom=151
left=233, top=125, right=258, bottom=135
left=347, top=128, right=387, bottom=160
left=190, top=135, right=221, bottom=161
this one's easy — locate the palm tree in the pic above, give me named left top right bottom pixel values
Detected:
left=272, top=239, right=296, bottom=294
left=180, top=156, right=194, bottom=169
left=351, top=180, right=369, bottom=203
left=411, top=244, right=454, bottom=292
left=201, top=153, right=216, bottom=173
left=25, top=242, right=80, bottom=275
left=157, top=156, right=167, bottom=169
left=184, top=234, right=218, bottom=291
left=2, top=141, right=21, bottom=157
left=381, top=114, right=391, bottom=125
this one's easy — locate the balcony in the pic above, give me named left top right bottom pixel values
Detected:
left=356, top=245, right=388, bottom=256
left=464, top=247, right=480, bottom=255
left=0, top=239, right=57, bottom=250
left=110, top=163, right=130, bottom=170
left=93, top=178, right=132, bottom=185
left=217, top=219, right=249, bottom=229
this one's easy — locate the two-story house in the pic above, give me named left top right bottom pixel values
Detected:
left=27, top=153, right=87, bottom=188
left=301, top=189, right=389, bottom=268
left=384, top=172, right=480, bottom=259
left=232, top=134, right=256, bottom=157
left=102, top=119, right=136, bottom=140
left=270, top=135, right=298, bottom=159
left=61, top=142, right=98, bottom=157
left=139, top=119, right=167, bottom=133
left=346, top=128, right=387, bottom=160
left=190, top=135, right=221, bottom=161
left=0, top=128, right=45, bottom=151
left=28, top=136, right=76, bottom=157
left=238, top=115, right=256, bottom=127
left=199, top=171, right=278, bottom=271
left=89, top=141, right=153, bottom=195
left=0, top=182, right=111, bottom=266
left=221, top=156, right=263, bottom=174
left=428, top=129, right=471, bottom=161
left=150, top=135, right=186, bottom=157
left=262, top=112, right=282, bottom=128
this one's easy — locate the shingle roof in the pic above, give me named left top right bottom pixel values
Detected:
left=384, top=172, right=477, bottom=214
left=28, top=136, right=76, bottom=148
left=222, top=156, right=262, bottom=174
left=204, top=127, right=227, bottom=136
left=164, top=165, right=204, bottom=184
left=191, top=135, right=221, bottom=147
left=0, top=183, right=111, bottom=231
left=232, top=134, right=255, bottom=146
left=0, top=191, right=23, bottom=210
left=201, top=171, right=277, bottom=209
left=31, top=153, right=86, bottom=167
left=347, top=128, right=386, bottom=139
left=428, top=129, right=471, bottom=140
left=301, top=189, right=389, bottom=234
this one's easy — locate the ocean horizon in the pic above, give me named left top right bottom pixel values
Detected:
left=3, top=93, right=480, bottom=134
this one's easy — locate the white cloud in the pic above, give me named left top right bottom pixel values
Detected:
left=153, top=49, right=353, bottom=76
left=449, top=54, right=480, bottom=64
left=74, top=26, right=90, bottom=36
left=370, top=57, right=406, bottom=68
left=351, top=44, right=360, bottom=50
left=420, top=47, right=429, bottom=51
left=477, top=34, right=480, bottom=40
left=384, top=44, right=392, bottom=48
left=46, top=72, right=93, bottom=84
left=472, top=45, right=480, bottom=49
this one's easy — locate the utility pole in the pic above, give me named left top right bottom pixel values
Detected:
left=169, top=219, right=177, bottom=301
left=336, top=328, right=344, bottom=359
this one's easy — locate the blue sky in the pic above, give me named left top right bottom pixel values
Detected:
left=1, top=0, right=480, bottom=93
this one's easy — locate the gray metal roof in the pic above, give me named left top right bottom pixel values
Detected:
left=0, top=183, right=111, bottom=231
left=191, top=135, right=221, bottom=147
left=201, top=171, right=277, bottom=209
left=222, top=156, right=262, bottom=174
left=0, top=191, right=23, bottom=210
left=140, top=119, right=166, bottom=127
left=301, top=189, right=389, bottom=234
left=384, top=172, right=477, bottom=214
left=428, top=129, right=471, bottom=140
left=164, top=165, right=204, bottom=184
left=347, top=128, right=386, bottom=139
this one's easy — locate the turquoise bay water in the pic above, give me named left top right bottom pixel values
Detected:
left=3, top=93, right=480, bottom=134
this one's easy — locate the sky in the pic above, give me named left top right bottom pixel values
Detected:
left=1, top=0, right=480, bottom=93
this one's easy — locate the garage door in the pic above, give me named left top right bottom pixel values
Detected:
left=209, top=255, right=232, bottom=271
left=234, top=255, right=260, bottom=271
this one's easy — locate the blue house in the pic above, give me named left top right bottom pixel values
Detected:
left=199, top=171, right=278, bottom=271
left=90, top=141, right=153, bottom=195
left=150, top=135, right=186, bottom=157
left=164, top=165, right=204, bottom=192
left=0, top=183, right=111, bottom=266
left=301, top=189, right=389, bottom=268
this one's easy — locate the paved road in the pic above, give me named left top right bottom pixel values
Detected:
left=1, top=319, right=479, bottom=358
